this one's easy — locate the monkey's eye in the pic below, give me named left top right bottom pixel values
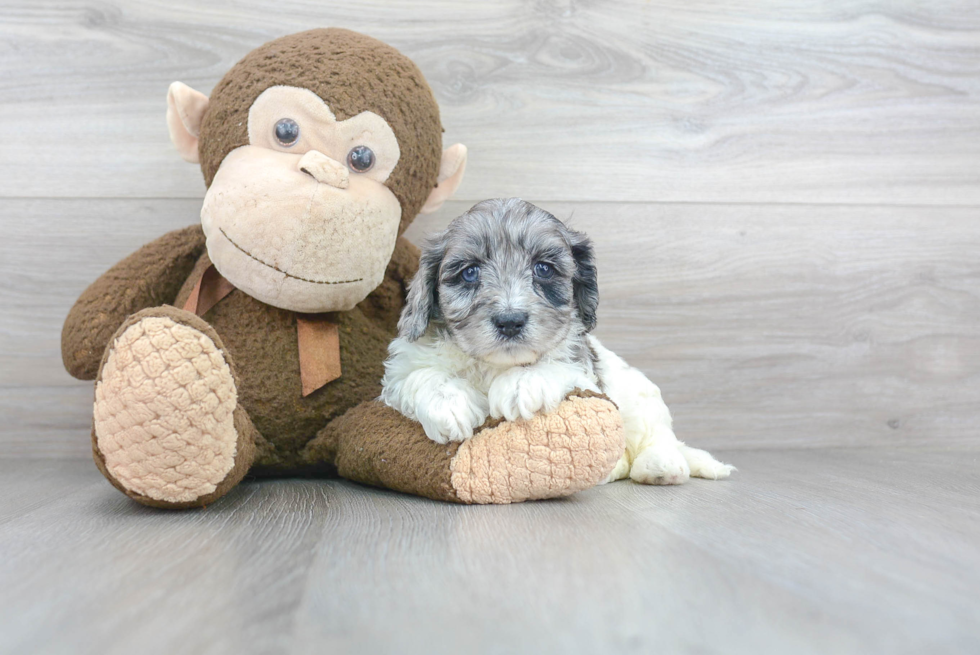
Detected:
left=533, top=262, right=555, bottom=279
left=460, top=265, right=480, bottom=284
left=347, top=145, right=375, bottom=172
left=274, top=118, right=300, bottom=147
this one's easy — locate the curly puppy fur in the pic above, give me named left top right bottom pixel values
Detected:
left=381, top=198, right=736, bottom=485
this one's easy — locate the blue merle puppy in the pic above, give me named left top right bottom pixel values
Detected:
left=381, top=198, right=734, bottom=485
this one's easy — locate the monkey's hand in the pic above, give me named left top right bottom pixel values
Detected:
left=62, top=225, right=207, bottom=380
left=305, top=390, right=624, bottom=504
left=488, top=362, right=599, bottom=422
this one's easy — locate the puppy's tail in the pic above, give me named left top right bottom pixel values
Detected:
left=678, top=444, right=736, bottom=480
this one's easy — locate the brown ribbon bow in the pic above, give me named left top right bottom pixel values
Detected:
left=182, top=265, right=342, bottom=396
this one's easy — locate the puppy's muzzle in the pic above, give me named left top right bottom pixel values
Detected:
left=493, top=311, right=528, bottom=339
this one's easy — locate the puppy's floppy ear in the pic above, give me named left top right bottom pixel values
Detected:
left=568, top=229, right=599, bottom=332
left=398, top=235, right=446, bottom=341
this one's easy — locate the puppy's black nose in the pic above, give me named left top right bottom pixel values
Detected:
left=493, top=311, right=528, bottom=338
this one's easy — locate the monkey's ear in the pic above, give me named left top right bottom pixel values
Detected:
left=397, top=236, right=446, bottom=341
left=166, top=82, right=210, bottom=164
left=419, top=144, right=467, bottom=215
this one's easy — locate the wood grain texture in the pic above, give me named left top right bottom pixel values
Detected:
left=0, top=450, right=978, bottom=654
left=0, top=465, right=333, bottom=655
left=5, top=198, right=976, bottom=457
left=2, top=2, right=978, bottom=457
left=414, top=201, right=980, bottom=450
left=0, top=0, right=978, bottom=203
left=3, top=5, right=978, bottom=654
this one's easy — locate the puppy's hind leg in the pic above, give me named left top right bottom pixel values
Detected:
left=589, top=335, right=734, bottom=485
left=678, top=444, right=736, bottom=480
left=602, top=452, right=631, bottom=483
left=628, top=427, right=691, bottom=486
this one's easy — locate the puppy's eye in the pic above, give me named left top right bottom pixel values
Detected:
left=461, top=265, right=480, bottom=283
left=533, top=262, right=555, bottom=279
left=274, top=118, right=300, bottom=147
left=347, top=145, right=375, bottom=172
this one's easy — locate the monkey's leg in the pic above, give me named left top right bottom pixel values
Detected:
left=303, top=390, right=625, bottom=504
left=91, top=306, right=257, bottom=509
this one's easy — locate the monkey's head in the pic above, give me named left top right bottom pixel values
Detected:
left=166, top=29, right=467, bottom=313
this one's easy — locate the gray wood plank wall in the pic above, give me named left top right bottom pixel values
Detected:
left=1, top=0, right=978, bottom=458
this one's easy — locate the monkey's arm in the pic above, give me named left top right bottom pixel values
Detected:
left=303, top=391, right=624, bottom=504
left=62, top=225, right=207, bottom=380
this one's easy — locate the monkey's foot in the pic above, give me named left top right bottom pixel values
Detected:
left=316, top=390, right=624, bottom=504
left=93, top=307, right=255, bottom=508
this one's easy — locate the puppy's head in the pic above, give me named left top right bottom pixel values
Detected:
left=399, top=198, right=598, bottom=366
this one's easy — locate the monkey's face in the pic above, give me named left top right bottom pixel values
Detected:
left=201, top=86, right=402, bottom=313
left=167, top=29, right=469, bottom=313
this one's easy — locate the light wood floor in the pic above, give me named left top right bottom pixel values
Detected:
left=2, top=449, right=979, bottom=655
left=1, top=2, right=979, bottom=653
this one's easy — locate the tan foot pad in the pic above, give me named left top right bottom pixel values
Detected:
left=450, top=394, right=625, bottom=504
left=94, top=315, right=238, bottom=504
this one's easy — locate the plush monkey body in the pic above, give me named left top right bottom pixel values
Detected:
left=170, top=229, right=418, bottom=474
left=62, top=29, right=625, bottom=508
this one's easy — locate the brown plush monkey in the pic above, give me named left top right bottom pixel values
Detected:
left=62, top=29, right=624, bottom=509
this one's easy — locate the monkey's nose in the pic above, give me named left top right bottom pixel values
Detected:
left=299, top=150, right=349, bottom=189
left=493, top=311, right=528, bottom=338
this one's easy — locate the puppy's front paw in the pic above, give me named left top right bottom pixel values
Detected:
left=630, top=444, right=691, bottom=485
left=416, top=380, right=488, bottom=444
left=488, top=367, right=572, bottom=422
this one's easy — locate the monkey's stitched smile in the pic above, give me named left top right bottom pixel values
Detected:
left=218, top=227, right=363, bottom=286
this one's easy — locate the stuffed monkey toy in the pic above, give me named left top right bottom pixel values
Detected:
left=61, top=29, right=624, bottom=509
